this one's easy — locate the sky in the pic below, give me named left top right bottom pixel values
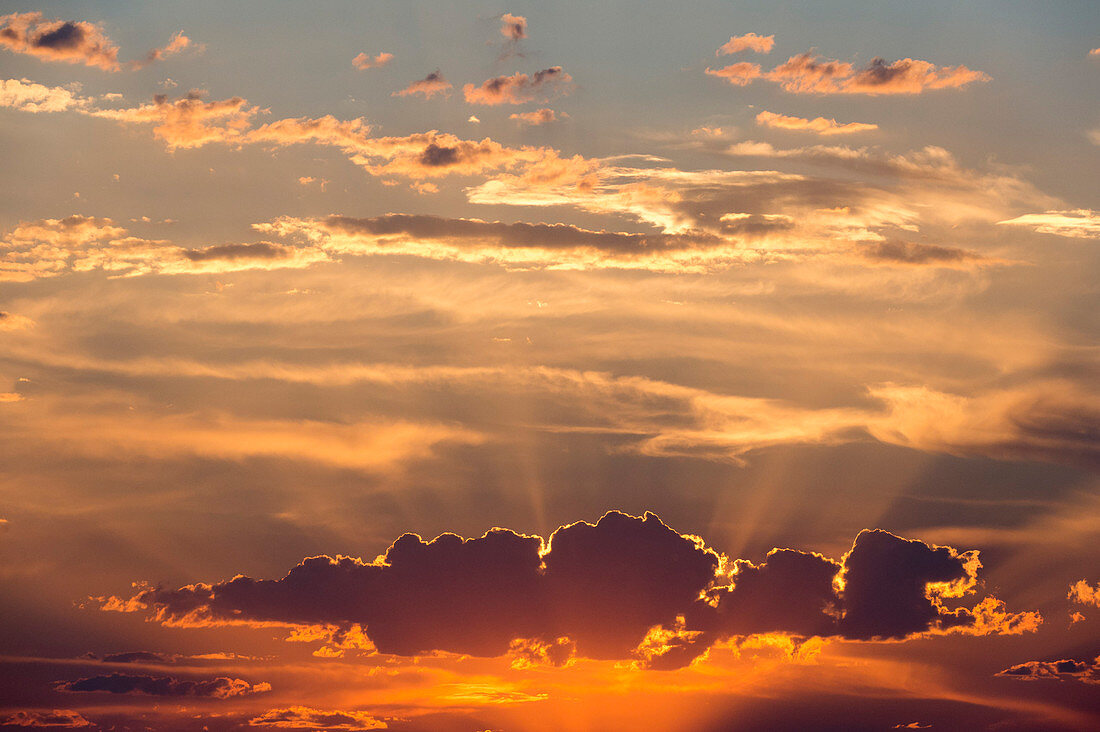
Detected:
left=0, top=1, right=1098, bottom=730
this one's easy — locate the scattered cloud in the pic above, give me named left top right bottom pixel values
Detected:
left=392, top=70, right=451, bottom=99
left=716, top=33, right=774, bottom=55
left=0, top=77, right=89, bottom=113
left=1069, top=580, right=1100, bottom=607
left=0, top=710, right=91, bottom=728
left=56, top=672, right=271, bottom=697
left=500, top=13, right=528, bottom=41
left=997, top=656, right=1100, bottom=684
left=704, top=62, right=761, bottom=86
left=0, top=12, right=197, bottom=71
left=352, top=51, right=393, bottom=70
left=249, top=707, right=387, bottom=730
left=510, top=108, right=563, bottom=126
left=756, top=110, right=877, bottom=135
left=708, top=50, right=989, bottom=94
left=464, top=67, right=572, bottom=105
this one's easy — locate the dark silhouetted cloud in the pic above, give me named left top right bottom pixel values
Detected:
left=103, top=512, right=1039, bottom=667
left=55, top=672, right=271, bottom=697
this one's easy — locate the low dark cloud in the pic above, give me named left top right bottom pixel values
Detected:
left=316, top=213, right=718, bottom=254
left=858, top=240, right=990, bottom=266
left=100, top=651, right=172, bottom=664
left=106, top=512, right=1038, bottom=667
left=181, top=241, right=294, bottom=262
left=997, top=655, right=1100, bottom=684
left=55, top=672, right=270, bottom=698
left=0, top=710, right=92, bottom=728
left=249, top=707, right=386, bottom=730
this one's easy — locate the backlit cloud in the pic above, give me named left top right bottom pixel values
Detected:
left=103, top=511, right=1038, bottom=666
left=249, top=707, right=387, bottom=730
left=1068, top=580, right=1100, bottom=607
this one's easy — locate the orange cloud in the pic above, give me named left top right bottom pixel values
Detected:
left=765, top=53, right=990, bottom=94
left=716, top=32, right=774, bottom=55
left=352, top=51, right=393, bottom=70
left=998, top=209, right=1100, bottom=238
left=464, top=67, right=572, bottom=105
left=997, top=655, right=1100, bottom=685
left=392, top=70, right=451, bottom=99
left=510, top=108, right=562, bottom=126
left=755, top=110, right=877, bottom=135
left=0, top=12, right=120, bottom=70
left=249, top=707, right=387, bottom=730
left=0, top=710, right=91, bottom=728
left=0, top=13, right=197, bottom=71
left=1069, top=580, right=1100, bottom=607
left=92, top=90, right=260, bottom=149
left=500, top=13, right=528, bottom=41
left=55, top=672, right=270, bottom=698
left=703, top=62, right=761, bottom=86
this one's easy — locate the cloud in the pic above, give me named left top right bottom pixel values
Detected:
left=352, top=51, right=393, bottom=70
left=1090, top=48, right=1100, bottom=57
left=998, top=209, right=1100, bottom=239
left=0, top=215, right=330, bottom=280
left=997, top=656, right=1100, bottom=684
left=716, top=33, right=775, bottom=55
left=500, top=13, right=528, bottom=41
left=0, top=78, right=89, bottom=113
left=510, top=108, right=562, bottom=126
left=139, top=31, right=197, bottom=67
left=103, top=511, right=1037, bottom=667
left=0, top=710, right=91, bottom=728
left=249, top=707, right=387, bottom=730
left=464, top=67, right=572, bottom=105
left=91, top=90, right=260, bottom=149
left=0, top=13, right=196, bottom=71
left=100, top=651, right=173, bottom=664
left=392, top=70, right=451, bottom=99
left=708, top=50, right=989, bottom=94
left=704, top=62, right=761, bottom=86
left=0, top=310, right=34, bottom=331
left=0, top=12, right=120, bottom=70
left=756, top=110, right=877, bottom=135
left=856, top=240, right=997, bottom=268
left=1069, top=580, right=1100, bottom=607
left=55, top=672, right=271, bottom=697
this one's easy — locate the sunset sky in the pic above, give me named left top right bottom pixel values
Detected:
left=1, top=2, right=1099, bottom=730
